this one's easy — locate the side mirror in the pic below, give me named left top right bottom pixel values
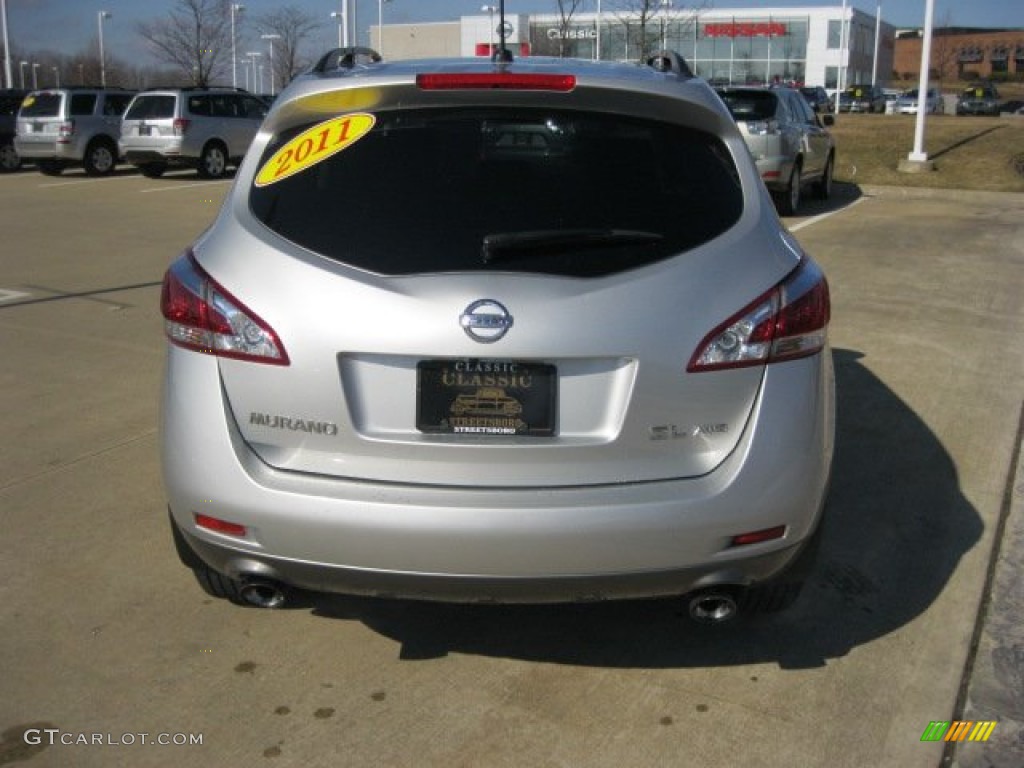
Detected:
left=822, top=114, right=835, bottom=127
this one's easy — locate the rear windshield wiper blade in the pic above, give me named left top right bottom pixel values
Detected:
left=482, top=229, right=663, bottom=264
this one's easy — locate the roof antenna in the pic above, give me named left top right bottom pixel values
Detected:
left=492, top=0, right=514, bottom=62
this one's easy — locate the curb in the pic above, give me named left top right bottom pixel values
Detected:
left=856, top=185, right=1024, bottom=205
left=947, top=404, right=1024, bottom=767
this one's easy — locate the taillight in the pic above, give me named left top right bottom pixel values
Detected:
left=173, top=118, right=190, bottom=136
left=745, top=119, right=779, bottom=136
left=687, top=259, right=829, bottom=372
left=161, top=251, right=289, bottom=365
left=57, top=120, right=74, bottom=143
left=416, top=73, right=576, bottom=91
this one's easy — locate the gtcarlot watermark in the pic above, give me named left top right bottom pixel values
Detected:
left=24, top=729, right=203, bottom=747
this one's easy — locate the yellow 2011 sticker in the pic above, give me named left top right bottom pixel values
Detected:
left=255, top=113, right=376, bottom=187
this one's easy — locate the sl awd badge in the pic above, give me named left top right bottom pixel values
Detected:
left=460, top=299, right=513, bottom=343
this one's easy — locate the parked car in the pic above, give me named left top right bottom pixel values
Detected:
left=119, top=87, right=269, bottom=178
left=161, top=50, right=834, bottom=622
left=956, top=83, right=1000, bottom=116
left=716, top=85, right=835, bottom=215
left=896, top=87, right=943, bottom=115
left=844, top=84, right=886, bottom=113
left=14, top=87, right=135, bottom=175
left=0, top=89, right=27, bottom=172
left=798, top=85, right=831, bottom=113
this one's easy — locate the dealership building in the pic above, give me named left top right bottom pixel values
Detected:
left=375, top=5, right=896, bottom=89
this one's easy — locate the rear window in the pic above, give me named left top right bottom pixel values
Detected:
left=249, top=108, right=742, bottom=278
left=19, top=92, right=62, bottom=118
left=126, top=95, right=176, bottom=120
left=716, top=91, right=778, bottom=121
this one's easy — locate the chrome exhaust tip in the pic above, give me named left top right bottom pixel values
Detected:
left=687, top=590, right=739, bottom=624
left=239, top=580, right=286, bottom=609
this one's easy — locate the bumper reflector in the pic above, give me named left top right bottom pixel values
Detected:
left=195, top=513, right=247, bottom=538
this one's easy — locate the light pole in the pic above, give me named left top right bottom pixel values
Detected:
left=19, top=60, right=27, bottom=89
left=907, top=0, right=936, bottom=165
left=239, top=59, right=250, bottom=90
left=2, top=0, right=12, bottom=90
left=660, top=0, right=673, bottom=51
left=98, top=11, right=112, bottom=87
left=481, top=5, right=496, bottom=57
left=377, top=0, right=391, bottom=57
left=331, top=0, right=349, bottom=47
left=834, top=0, right=847, bottom=116
left=231, top=4, right=245, bottom=89
left=330, top=12, right=344, bottom=47
left=260, top=33, right=281, bottom=95
left=52, top=66, right=59, bottom=87
left=247, top=52, right=261, bottom=93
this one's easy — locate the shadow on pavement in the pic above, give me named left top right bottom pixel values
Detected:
left=292, top=348, right=982, bottom=669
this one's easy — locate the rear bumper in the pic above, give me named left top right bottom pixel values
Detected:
left=162, top=346, right=834, bottom=602
left=174, top=515, right=814, bottom=602
left=123, top=149, right=195, bottom=168
left=14, top=136, right=76, bottom=160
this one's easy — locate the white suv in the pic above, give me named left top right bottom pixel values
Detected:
left=119, top=88, right=268, bottom=179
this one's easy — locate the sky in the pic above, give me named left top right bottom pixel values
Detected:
left=2, top=0, right=1021, bottom=78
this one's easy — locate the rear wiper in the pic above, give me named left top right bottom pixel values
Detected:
left=482, top=229, right=663, bottom=264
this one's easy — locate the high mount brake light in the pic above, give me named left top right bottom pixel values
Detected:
left=416, top=73, right=576, bottom=92
left=161, top=251, right=289, bottom=365
left=687, top=259, right=830, bottom=372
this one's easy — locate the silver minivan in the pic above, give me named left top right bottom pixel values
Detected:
left=14, top=87, right=135, bottom=176
left=119, top=88, right=268, bottom=178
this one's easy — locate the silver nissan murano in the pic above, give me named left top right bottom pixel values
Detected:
left=160, top=48, right=835, bottom=623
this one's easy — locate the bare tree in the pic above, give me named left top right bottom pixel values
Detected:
left=552, top=0, right=587, bottom=58
left=136, top=0, right=230, bottom=87
left=253, top=6, right=320, bottom=90
left=609, top=0, right=704, bottom=63
left=929, top=10, right=958, bottom=90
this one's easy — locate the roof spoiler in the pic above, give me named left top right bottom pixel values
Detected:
left=646, top=50, right=694, bottom=79
left=312, top=47, right=383, bottom=74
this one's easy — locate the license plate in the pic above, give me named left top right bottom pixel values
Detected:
left=416, top=360, right=556, bottom=436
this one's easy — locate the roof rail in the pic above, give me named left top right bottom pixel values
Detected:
left=313, top=47, right=383, bottom=74
left=646, top=50, right=694, bottom=78
left=140, top=85, right=255, bottom=93
left=33, top=84, right=133, bottom=91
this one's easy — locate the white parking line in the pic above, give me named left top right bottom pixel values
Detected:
left=0, top=288, right=31, bottom=303
left=789, top=195, right=867, bottom=232
left=141, top=180, right=232, bottom=194
left=38, top=175, right=143, bottom=189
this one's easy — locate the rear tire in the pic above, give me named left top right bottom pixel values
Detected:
left=776, top=163, right=802, bottom=216
left=83, top=138, right=117, bottom=176
left=813, top=153, right=833, bottom=200
left=168, top=509, right=244, bottom=604
left=37, top=160, right=66, bottom=176
left=0, top=141, right=20, bottom=172
left=739, top=516, right=825, bottom=614
left=197, top=142, right=228, bottom=179
left=139, top=162, right=167, bottom=178
left=193, top=564, right=245, bottom=603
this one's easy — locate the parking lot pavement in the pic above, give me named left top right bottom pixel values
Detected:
left=0, top=172, right=1022, bottom=768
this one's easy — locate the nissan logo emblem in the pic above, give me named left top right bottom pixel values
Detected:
left=460, top=299, right=513, bottom=343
